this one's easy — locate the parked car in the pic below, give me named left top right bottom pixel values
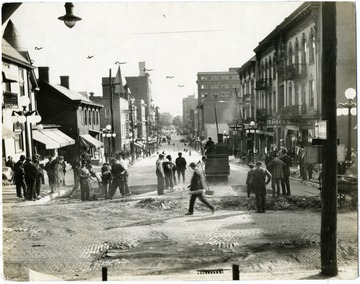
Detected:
left=180, top=138, right=188, bottom=143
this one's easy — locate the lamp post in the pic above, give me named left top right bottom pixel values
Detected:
left=245, top=120, right=258, bottom=163
left=102, top=125, right=116, bottom=162
left=10, top=96, right=42, bottom=157
left=337, top=88, right=356, bottom=167
left=129, top=97, right=136, bottom=162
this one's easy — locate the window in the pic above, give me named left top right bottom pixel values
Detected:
left=105, top=108, right=111, bottom=119
left=288, top=43, right=293, bottom=65
left=18, top=68, right=25, bottom=97
left=302, top=34, right=307, bottom=64
left=309, top=30, right=316, bottom=64
left=288, top=84, right=292, bottom=105
left=83, top=108, right=87, bottom=125
left=295, top=38, right=299, bottom=65
left=14, top=133, right=24, bottom=153
left=200, top=85, right=205, bottom=89
left=309, top=79, right=315, bottom=107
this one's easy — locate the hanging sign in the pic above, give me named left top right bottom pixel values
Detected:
left=314, top=120, right=327, bottom=140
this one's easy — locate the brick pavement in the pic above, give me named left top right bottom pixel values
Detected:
left=2, top=192, right=358, bottom=281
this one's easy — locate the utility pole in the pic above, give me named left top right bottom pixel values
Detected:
left=109, top=69, right=116, bottom=155
left=320, top=2, right=338, bottom=276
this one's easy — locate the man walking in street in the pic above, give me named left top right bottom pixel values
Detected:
left=175, top=152, right=187, bottom=183
left=186, top=162, right=215, bottom=215
left=156, top=154, right=165, bottom=195
left=280, top=148, right=291, bottom=195
left=250, top=161, right=271, bottom=213
left=267, top=153, right=286, bottom=197
left=101, top=162, right=112, bottom=199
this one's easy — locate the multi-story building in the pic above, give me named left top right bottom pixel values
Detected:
left=196, top=69, right=241, bottom=143
left=2, top=24, right=37, bottom=162
left=251, top=2, right=356, bottom=160
left=182, top=94, right=197, bottom=133
left=2, top=20, right=74, bottom=164
left=237, top=56, right=256, bottom=157
left=37, top=68, right=103, bottom=163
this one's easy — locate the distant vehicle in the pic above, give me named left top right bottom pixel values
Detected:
left=180, top=138, right=188, bottom=143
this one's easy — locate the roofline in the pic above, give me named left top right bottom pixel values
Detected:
left=2, top=53, right=34, bottom=69
left=40, top=80, right=104, bottom=108
left=254, top=2, right=317, bottom=53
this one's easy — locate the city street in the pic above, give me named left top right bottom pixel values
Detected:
left=2, top=140, right=358, bottom=281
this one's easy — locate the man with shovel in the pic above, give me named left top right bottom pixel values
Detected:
left=185, top=162, right=215, bottom=215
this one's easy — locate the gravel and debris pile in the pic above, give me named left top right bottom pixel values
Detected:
left=215, top=196, right=323, bottom=211
left=135, top=198, right=182, bottom=210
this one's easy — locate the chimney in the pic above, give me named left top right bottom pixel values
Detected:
left=139, top=61, right=146, bottom=76
left=38, top=66, right=49, bottom=82
left=60, top=76, right=69, bottom=89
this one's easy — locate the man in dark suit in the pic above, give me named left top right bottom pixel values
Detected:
left=280, top=148, right=292, bottom=195
left=24, top=157, right=38, bottom=201
left=251, top=161, right=272, bottom=213
left=175, top=152, right=187, bottom=183
left=186, top=162, right=215, bottom=215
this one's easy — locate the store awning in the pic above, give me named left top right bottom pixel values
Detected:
left=41, top=128, right=75, bottom=147
left=257, top=130, right=275, bottom=136
left=33, top=130, right=60, bottom=150
left=134, top=142, right=143, bottom=148
left=80, top=134, right=103, bottom=148
left=2, top=69, right=20, bottom=82
left=2, top=125, right=15, bottom=139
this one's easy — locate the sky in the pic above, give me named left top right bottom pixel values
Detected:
left=6, top=1, right=302, bottom=116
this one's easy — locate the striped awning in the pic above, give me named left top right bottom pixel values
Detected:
left=32, top=128, right=75, bottom=149
left=80, top=134, right=103, bottom=148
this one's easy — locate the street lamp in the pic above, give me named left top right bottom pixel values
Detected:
left=10, top=96, right=42, bottom=156
left=245, top=120, right=258, bottom=162
left=337, top=88, right=357, bottom=167
left=102, top=125, right=116, bottom=162
left=129, top=97, right=136, bottom=162
left=58, top=2, right=82, bottom=29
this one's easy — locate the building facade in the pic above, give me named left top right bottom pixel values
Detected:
left=196, top=70, right=241, bottom=143
left=182, top=94, right=197, bottom=134
left=37, top=68, right=103, bottom=163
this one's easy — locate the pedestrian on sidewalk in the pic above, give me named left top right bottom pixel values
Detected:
left=186, top=162, right=215, bottom=215
left=33, top=158, right=44, bottom=199
left=245, top=163, right=255, bottom=198
left=109, top=158, right=126, bottom=199
left=116, top=152, right=132, bottom=196
left=156, top=154, right=165, bottom=195
left=69, top=155, right=81, bottom=196
left=79, top=160, right=91, bottom=201
left=54, top=156, right=65, bottom=194
left=175, top=152, right=187, bottom=183
left=45, top=156, right=55, bottom=193
left=267, top=154, right=286, bottom=197
left=24, top=157, right=38, bottom=201
left=280, top=148, right=291, bottom=195
left=5, top=156, right=15, bottom=182
left=251, top=161, right=271, bottom=213
left=13, top=155, right=27, bottom=198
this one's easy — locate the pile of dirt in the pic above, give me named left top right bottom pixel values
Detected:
left=135, top=198, right=183, bottom=210
left=133, top=194, right=357, bottom=212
